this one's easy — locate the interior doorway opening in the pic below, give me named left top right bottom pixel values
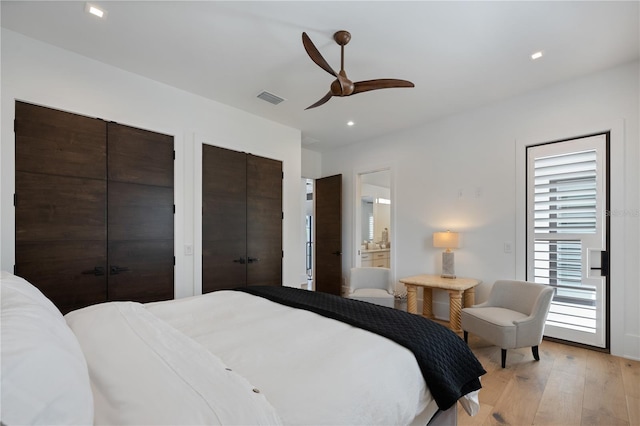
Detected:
left=304, top=178, right=314, bottom=290
left=356, top=169, right=392, bottom=271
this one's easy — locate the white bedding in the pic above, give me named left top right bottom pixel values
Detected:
left=146, top=290, right=435, bottom=425
left=66, top=290, right=438, bottom=425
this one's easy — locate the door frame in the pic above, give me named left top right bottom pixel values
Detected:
left=525, top=133, right=609, bottom=348
left=515, top=119, right=625, bottom=353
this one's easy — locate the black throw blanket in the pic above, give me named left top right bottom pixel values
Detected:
left=235, top=286, right=486, bottom=411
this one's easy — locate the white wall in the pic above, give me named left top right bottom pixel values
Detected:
left=301, top=148, right=322, bottom=179
left=1, top=29, right=304, bottom=297
left=321, top=61, right=640, bottom=360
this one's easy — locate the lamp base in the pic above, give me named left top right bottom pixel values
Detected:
left=441, top=251, right=456, bottom=279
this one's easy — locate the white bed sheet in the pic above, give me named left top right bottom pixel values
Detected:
left=146, top=290, right=434, bottom=425
left=65, top=301, right=282, bottom=425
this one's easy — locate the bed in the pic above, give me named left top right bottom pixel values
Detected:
left=1, top=271, right=486, bottom=425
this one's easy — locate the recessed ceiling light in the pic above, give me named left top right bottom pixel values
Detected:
left=531, top=51, right=544, bottom=60
left=85, top=3, right=106, bottom=18
left=347, top=121, right=355, bottom=126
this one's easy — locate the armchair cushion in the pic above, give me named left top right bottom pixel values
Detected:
left=461, top=307, right=527, bottom=349
left=348, top=288, right=394, bottom=308
left=350, top=288, right=393, bottom=298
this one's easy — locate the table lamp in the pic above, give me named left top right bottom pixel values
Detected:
left=433, top=230, right=460, bottom=279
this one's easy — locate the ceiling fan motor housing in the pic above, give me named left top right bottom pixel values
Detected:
left=331, top=78, right=355, bottom=96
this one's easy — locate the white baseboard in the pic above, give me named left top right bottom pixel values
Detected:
left=622, top=333, right=640, bottom=361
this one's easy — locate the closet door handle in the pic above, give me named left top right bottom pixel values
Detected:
left=332, top=251, right=342, bottom=256
left=247, top=257, right=260, bottom=263
left=110, top=266, right=130, bottom=275
left=82, top=266, right=105, bottom=276
left=233, top=257, right=246, bottom=264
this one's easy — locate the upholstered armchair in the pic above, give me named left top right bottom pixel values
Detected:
left=347, top=267, right=394, bottom=308
left=461, top=280, right=554, bottom=368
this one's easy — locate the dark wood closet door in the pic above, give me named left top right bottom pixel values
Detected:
left=202, top=145, right=247, bottom=292
left=107, top=123, right=174, bottom=302
left=246, top=154, right=282, bottom=287
left=315, top=174, right=342, bottom=295
left=15, top=101, right=108, bottom=313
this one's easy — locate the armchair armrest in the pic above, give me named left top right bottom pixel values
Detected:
left=513, top=314, right=545, bottom=347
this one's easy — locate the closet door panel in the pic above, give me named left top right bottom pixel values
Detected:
left=108, top=240, right=174, bottom=302
left=246, top=155, right=282, bottom=287
left=16, top=172, right=107, bottom=241
left=108, top=182, right=174, bottom=241
left=15, top=101, right=106, bottom=180
left=108, top=123, right=174, bottom=187
left=247, top=255, right=282, bottom=287
left=106, top=122, right=174, bottom=302
left=15, top=241, right=107, bottom=314
left=202, top=145, right=247, bottom=293
left=202, top=239, right=247, bottom=291
left=14, top=102, right=108, bottom=313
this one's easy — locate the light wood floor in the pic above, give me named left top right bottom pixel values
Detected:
left=457, top=336, right=640, bottom=426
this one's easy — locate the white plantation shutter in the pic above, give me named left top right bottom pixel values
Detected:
left=534, top=239, right=596, bottom=333
left=533, top=150, right=597, bottom=234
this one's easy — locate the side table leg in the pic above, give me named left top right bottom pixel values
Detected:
left=464, top=287, right=476, bottom=308
left=448, top=290, right=463, bottom=333
left=407, top=285, right=417, bottom=314
left=422, top=288, right=435, bottom=319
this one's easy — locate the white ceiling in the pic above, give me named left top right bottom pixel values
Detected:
left=2, top=1, right=638, bottom=152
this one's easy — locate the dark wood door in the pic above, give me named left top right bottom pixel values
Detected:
left=246, top=154, right=282, bottom=287
left=202, top=145, right=248, bottom=292
left=15, top=101, right=108, bottom=313
left=106, top=123, right=174, bottom=302
left=315, top=174, right=342, bottom=295
left=202, top=146, right=283, bottom=292
left=15, top=102, right=175, bottom=313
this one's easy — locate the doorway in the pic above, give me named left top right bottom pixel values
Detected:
left=303, top=178, right=314, bottom=289
left=301, top=175, right=342, bottom=295
left=355, top=169, right=392, bottom=271
left=526, top=133, right=609, bottom=348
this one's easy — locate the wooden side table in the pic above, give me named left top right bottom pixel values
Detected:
left=399, top=274, right=481, bottom=333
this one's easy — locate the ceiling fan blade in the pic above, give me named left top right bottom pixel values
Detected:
left=305, top=91, right=333, bottom=110
left=302, top=32, right=338, bottom=78
left=353, top=79, right=415, bottom=95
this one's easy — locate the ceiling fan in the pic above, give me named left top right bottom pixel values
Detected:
left=302, top=30, right=415, bottom=110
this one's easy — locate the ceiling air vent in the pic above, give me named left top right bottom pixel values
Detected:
left=257, top=91, right=286, bottom=105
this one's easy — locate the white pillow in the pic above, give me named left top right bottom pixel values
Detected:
left=1, top=271, right=94, bottom=425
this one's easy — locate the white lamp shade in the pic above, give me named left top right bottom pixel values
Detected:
left=433, top=231, right=460, bottom=249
